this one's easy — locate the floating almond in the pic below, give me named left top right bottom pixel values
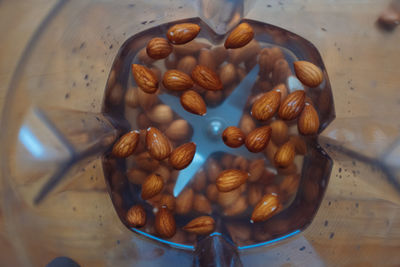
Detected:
left=294, top=61, right=323, bottom=87
left=219, top=63, right=237, bottom=86
left=245, top=126, right=272, bottom=153
left=155, top=207, right=176, bottom=238
left=132, top=64, right=159, bottom=94
left=298, top=102, right=320, bottom=135
left=274, top=141, right=295, bottom=168
left=159, top=194, right=176, bottom=212
left=183, top=216, right=215, bottom=235
left=224, top=196, right=247, bottom=216
left=270, top=120, right=289, bottom=145
left=166, top=23, right=201, bottom=44
left=112, top=130, right=140, bottom=158
left=216, top=169, right=249, bottom=192
left=180, top=90, right=207, bottom=116
left=146, top=37, right=173, bottom=59
left=126, top=205, right=146, bottom=227
left=251, top=90, right=281, bottom=121
left=224, top=22, right=254, bottom=49
left=147, top=104, right=173, bottom=124
left=222, top=126, right=245, bottom=148
left=169, top=142, right=196, bottom=170
left=191, top=65, right=223, bottom=91
left=278, top=90, right=306, bottom=120
left=251, top=194, right=280, bottom=223
left=146, top=127, right=171, bottom=160
left=193, top=194, right=212, bottom=214
left=239, top=114, right=256, bottom=135
left=176, top=188, right=194, bottom=214
left=141, top=173, right=164, bottom=200
left=163, top=70, right=194, bottom=91
left=248, top=159, right=265, bottom=182
left=165, top=119, right=191, bottom=141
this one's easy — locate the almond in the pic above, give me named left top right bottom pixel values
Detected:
left=135, top=151, right=160, bottom=172
left=270, top=120, right=289, bottom=145
left=251, top=193, right=280, bottom=223
left=273, top=83, right=288, bottom=104
left=251, top=90, right=281, bottom=121
left=177, top=55, right=197, bottom=74
left=264, top=140, right=278, bottom=163
left=289, top=135, right=307, bottom=155
left=239, top=114, right=256, bottom=135
left=205, top=90, right=223, bottom=106
left=222, top=126, right=245, bottom=148
left=159, top=194, right=176, bottom=212
left=108, top=83, right=123, bottom=106
left=137, top=89, right=158, bottom=111
left=147, top=104, right=174, bottom=124
left=183, top=216, right=215, bottom=235
left=298, top=102, right=320, bottom=135
left=224, top=22, right=254, bottom=49
left=180, top=90, right=207, bottom=116
left=206, top=158, right=222, bottom=182
left=137, top=48, right=155, bottom=65
left=193, top=194, right=212, bottom=214
left=127, top=168, right=148, bottom=184
left=211, top=46, right=229, bottom=66
left=173, top=41, right=210, bottom=55
left=216, top=169, right=249, bottom=192
left=141, top=173, right=164, bottom=200
left=219, top=63, right=237, bottom=86
left=218, top=187, right=241, bottom=207
left=165, top=119, right=191, bottom=141
left=258, top=47, right=284, bottom=79
left=169, top=142, right=196, bottom=170
left=163, top=70, right=194, bottom=91
left=193, top=169, right=207, bottom=192
left=248, top=159, right=265, bottom=182
left=206, top=184, right=218, bottom=202
left=125, top=87, right=139, bottom=108
left=175, top=188, right=194, bottom=214
left=126, top=205, right=146, bottom=227
left=146, top=37, right=173, bottom=59
left=294, top=61, right=323, bottom=87
left=278, top=90, right=306, bottom=120
left=132, top=64, right=159, bottom=94
left=191, top=65, right=223, bottom=91
left=155, top=207, right=176, bottom=238
left=224, top=196, right=247, bottom=216
left=274, top=141, right=295, bottom=168
left=112, top=130, right=140, bottom=158
left=248, top=184, right=263, bottom=206
left=199, top=48, right=217, bottom=70
left=166, top=23, right=201, bottom=45
left=245, top=126, right=272, bottom=153
left=272, top=59, right=291, bottom=85
left=146, top=127, right=171, bottom=160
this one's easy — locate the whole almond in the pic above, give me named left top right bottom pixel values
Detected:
left=294, top=61, right=323, bottom=87
left=222, top=126, right=245, bottom=148
left=193, top=169, right=207, bottom=192
left=264, top=140, right=278, bottom=163
left=205, top=90, right=223, bottom=106
left=165, top=119, right=191, bottom=141
left=251, top=90, right=281, bottom=121
left=239, top=114, right=256, bottom=135
left=180, top=90, right=207, bottom=116
left=224, top=196, right=247, bottom=216
left=245, top=126, right=272, bottom=153
left=216, top=169, right=249, bottom=192
left=137, top=89, right=158, bottom=111
left=169, top=142, right=196, bottom=170
left=125, top=87, right=139, bottom=108
left=155, top=207, right=176, bottom=238
left=206, top=184, right=218, bottom=202
left=183, top=216, right=215, bottom=235
left=126, top=205, right=146, bottom=227
left=274, top=141, right=295, bottom=168
left=127, top=168, right=148, bottom=184
left=232, top=156, right=248, bottom=171
left=211, top=46, right=229, bottom=66
left=163, top=70, right=194, bottom=91
left=248, top=159, right=265, bottom=182
left=159, top=194, right=176, bottom=212
left=166, top=23, right=201, bottom=45
left=218, top=187, right=241, bottom=207
left=177, top=55, right=197, bottom=74
left=270, top=120, right=289, bottom=145
left=251, top=193, right=280, bottom=223
left=146, top=37, right=173, bottom=59
left=248, top=184, right=263, bottom=206
left=224, top=22, right=254, bottom=49
left=219, top=63, right=237, bottom=86
left=273, top=83, right=288, bottom=104
left=147, top=104, right=173, bottom=124
left=141, top=173, right=164, bottom=200
left=199, top=49, right=217, bottom=71
left=278, top=90, right=306, bottom=120
left=193, top=194, right=212, bottom=214
left=192, top=65, right=223, bottom=91
left=229, top=39, right=261, bottom=64
left=146, top=127, right=171, bottom=160
left=112, top=130, right=140, bottom=158
left=135, top=151, right=160, bottom=172
left=272, top=58, right=291, bottom=85
left=289, top=135, right=307, bottom=155
left=206, top=158, right=222, bottom=182
left=137, top=48, right=155, bottom=65
left=132, top=64, right=159, bottom=94
left=298, top=102, right=320, bottom=135
left=176, top=188, right=194, bottom=214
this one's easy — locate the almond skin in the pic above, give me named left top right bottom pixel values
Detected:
left=146, top=37, right=173, bottom=59
left=216, top=169, right=249, bottom=192
left=180, top=90, right=207, bottom=116
left=126, top=205, right=146, bottom=227
left=245, top=126, right=272, bottom=153
left=222, top=126, right=245, bottom=148
left=163, top=70, right=194, bottom=91
left=146, top=127, right=171, bottom=160
left=183, top=216, right=215, bottom=235
left=224, top=22, right=254, bottom=49
left=294, top=61, right=323, bottom=87
left=131, top=64, right=158, bottom=94
left=219, top=63, right=237, bottom=86
left=278, top=90, right=306, bottom=120
left=251, top=194, right=280, bottom=223
left=274, top=141, right=295, bottom=168
left=141, top=173, right=164, bottom=200
left=112, top=130, right=140, bottom=158
left=166, top=23, right=201, bottom=44
left=155, top=207, right=176, bottom=238
left=169, top=142, right=196, bottom=170
left=251, top=90, right=281, bottom=121
left=147, top=104, right=173, bottom=124
left=298, top=102, right=320, bottom=135
left=191, top=65, right=223, bottom=91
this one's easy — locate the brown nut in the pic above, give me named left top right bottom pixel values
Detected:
left=248, top=159, right=265, bottom=182
left=125, top=87, right=139, bottom=108
left=146, top=127, right=172, bottom=160
left=224, top=196, right=247, bottom=216
left=199, top=48, right=217, bottom=71
left=239, top=114, right=256, bottom=135
left=132, top=64, right=159, bottom=94
left=222, top=126, right=245, bottom=148
left=251, top=193, right=280, bottom=223
left=224, top=22, right=254, bottom=49
left=159, top=194, right=176, bottom=212
left=127, top=168, right=148, bottom=184
left=155, top=207, right=176, bottom=238
left=135, top=151, right=160, bottom=172
left=126, top=205, right=146, bottom=227
left=274, top=141, right=295, bottom=168
left=216, top=169, right=249, bottom=192
left=180, top=90, right=207, bottom=116
left=251, top=90, right=281, bottom=121
left=177, top=56, right=197, bottom=74
left=193, top=194, right=212, bottom=214
left=175, top=188, right=194, bottom=214
left=245, top=126, right=272, bottom=153
left=141, top=173, right=164, bottom=200
left=217, top=187, right=241, bottom=207
left=183, top=216, right=215, bottom=235
left=146, top=37, right=173, bottom=59
left=270, top=120, right=289, bottom=145
left=272, top=59, right=291, bottom=85
left=206, top=184, right=218, bottom=202
left=206, top=158, right=222, bottom=182
left=232, top=156, right=248, bottom=171
left=193, top=169, right=207, bottom=192
left=163, top=70, right=194, bottom=91
left=112, top=130, right=140, bottom=158
left=169, top=142, right=196, bottom=170
left=248, top=184, right=263, bottom=206
left=298, top=102, right=320, bottom=135
left=147, top=104, right=174, bottom=124
left=192, top=65, right=223, bottom=91
left=278, top=90, right=306, bottom=120
left=219, top=63, right=237, bottom=86
left=166, top=23, right=201, bottom=44
left=294, top=61, right=323, bottom=87
left=165, top=119, right=191, bottom=141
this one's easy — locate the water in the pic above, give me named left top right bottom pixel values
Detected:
left=102, top=18, right=334, bottom=248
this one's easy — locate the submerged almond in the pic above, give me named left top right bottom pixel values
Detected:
left=183, top=216, right=215, bottom=235
left=141, top=173, right=164, bottom=200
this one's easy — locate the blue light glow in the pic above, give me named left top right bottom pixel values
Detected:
left=18, top=125, right=44, bottom=158
left=131, top=228, right=195, bottom=251
left=238, top=230, right=301, bottom=250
